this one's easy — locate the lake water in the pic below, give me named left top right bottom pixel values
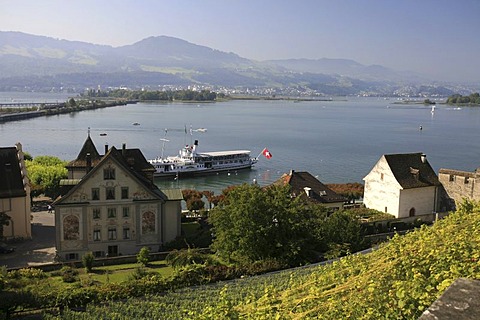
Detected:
left=1, top=93, right=479, bottom=195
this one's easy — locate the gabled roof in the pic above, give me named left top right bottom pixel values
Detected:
left=55, top=146, right=166, bottom=205
left=273, top=170, right=346, bottom=204
left=66, top=133, right=102, bottom=169
left=383, top=153, right=440, bottom=189
left=0, top=147, right=26, bottom=198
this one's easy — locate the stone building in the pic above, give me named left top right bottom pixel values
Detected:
left=0, top=143, right=31, bottom=239
left=53, top=135, right=182, bottom=261
left=438, top=167, right=480, bottom=210
left=363, top=153, right=441, bottom=218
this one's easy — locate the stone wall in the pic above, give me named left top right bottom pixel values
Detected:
left=439, top=168, right=480, bottom=209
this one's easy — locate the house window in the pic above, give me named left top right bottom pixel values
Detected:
left=93, top=229, right=101, bottom=241
left=92, top=188, right=100, bottom=200
left=106, top=187, right=115, bottom=200
left=380, top=173, right=384, bottom=181
left=107, top=208, right=117, bottom=218
left=123, top=227, right=130, bottom=239
left=104, top=167, right=115, bottom=180
left=465, top=177, right=470, bottom=184
left=122, top=207, right=130, bottom=218
left=449, top=175, right=455, bottom=182
left=93, top=208, right=101, bottom=219
left=93, top=251, right=104, bottom=258
left=108, top=227, right=117, bottom=240
left=121, top=187, right=129, bottom=199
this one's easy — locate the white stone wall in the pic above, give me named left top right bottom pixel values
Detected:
left=398, top=186, right=437, bottom=218
left=363, top=156, right=402, bottom=217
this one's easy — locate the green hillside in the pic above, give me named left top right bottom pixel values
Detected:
left=51, top=201, right=480, bottom=319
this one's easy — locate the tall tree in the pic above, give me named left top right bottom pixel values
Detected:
left=209, top=184, right=328, bottom=265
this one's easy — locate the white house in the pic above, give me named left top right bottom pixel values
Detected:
left=363, top=153, right=441, bottom=218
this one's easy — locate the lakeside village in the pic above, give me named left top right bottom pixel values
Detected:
left=1, top=92, right=480, bottom=318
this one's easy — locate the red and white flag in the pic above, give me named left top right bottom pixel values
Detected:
left=262, top=148, right=272, bottom=159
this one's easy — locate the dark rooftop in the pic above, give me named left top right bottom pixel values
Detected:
left=0, top=147, right=26, bottom=198
left=274, top=170, right=346, bottom=204
left=384, top=153, right=441, bottom=189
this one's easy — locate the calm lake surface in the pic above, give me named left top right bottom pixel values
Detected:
left=1, top=93, right=479, bottom=194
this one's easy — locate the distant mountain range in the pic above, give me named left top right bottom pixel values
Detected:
left=0, top=31, right=470, bottom=96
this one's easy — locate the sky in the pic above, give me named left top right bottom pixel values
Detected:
left=1, top=0, right=480, bottom=82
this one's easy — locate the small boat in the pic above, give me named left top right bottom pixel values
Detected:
left=132, top=122, right=140, bottom=126
left=99, top=133, right=107, bottom=136
left=431, top=105, right=435, bottom=114
left=148, top=139, right=258, bottom=178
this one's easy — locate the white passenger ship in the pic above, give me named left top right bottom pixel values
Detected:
left=148, top=140, right=258, bottom=178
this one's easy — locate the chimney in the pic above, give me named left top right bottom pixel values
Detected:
left=104, top=144, right=109, bottom=154
left=421, top=153, right=427, bottom=164
left=86, top=153, right=92, bottom=173
left=193, top=140, right=198, bottom=154
left=122, top=143, right=126, bottom=157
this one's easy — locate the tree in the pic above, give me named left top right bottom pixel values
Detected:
left=137, top=246, right=150, bottom=266
left=82, top=252, right=95, bottom=273
left=320, top=211, right=367, bottom=255
left=209, top=184, right=328, bottom=265
left=25, top=156, right=68, bottom=199
left=182, top=189, right=205, bottom=212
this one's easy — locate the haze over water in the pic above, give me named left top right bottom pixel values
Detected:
left=1, top=93, right=479, bottom=194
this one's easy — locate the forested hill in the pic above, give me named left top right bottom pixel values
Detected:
left=56, top=201, right=480, bottom=319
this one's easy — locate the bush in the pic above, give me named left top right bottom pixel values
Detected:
left=137, top=247, right=150, bottom=267
left=82, top=252, right=95, bottom=273
left=166, top=248, right=215, bottom=269
left=60, top=266, right=79, bottom=283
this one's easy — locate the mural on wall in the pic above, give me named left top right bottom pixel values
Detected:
left=142, top=211, right=155, bottom=234
left=63, top=215, right=80, bottom=240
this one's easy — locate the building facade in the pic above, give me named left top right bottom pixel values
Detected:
left=54, top=136, right=182, bottom=261
left=0, top=143, right=31, bottom=239
left=363, top=153, right=441, bottom=218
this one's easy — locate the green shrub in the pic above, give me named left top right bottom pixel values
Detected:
left=82, top=252, right=95, bottom=273
left=166, top=248, right=215, bottom=269
left=60, top=266, right=79, bottom=283
left=137, top=247, right=151, bottom=266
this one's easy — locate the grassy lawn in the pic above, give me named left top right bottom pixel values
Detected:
left=88, top=260, right=174, bottom=283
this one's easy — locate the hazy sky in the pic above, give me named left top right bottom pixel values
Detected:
left=1, top=0, right=480, bottom=82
